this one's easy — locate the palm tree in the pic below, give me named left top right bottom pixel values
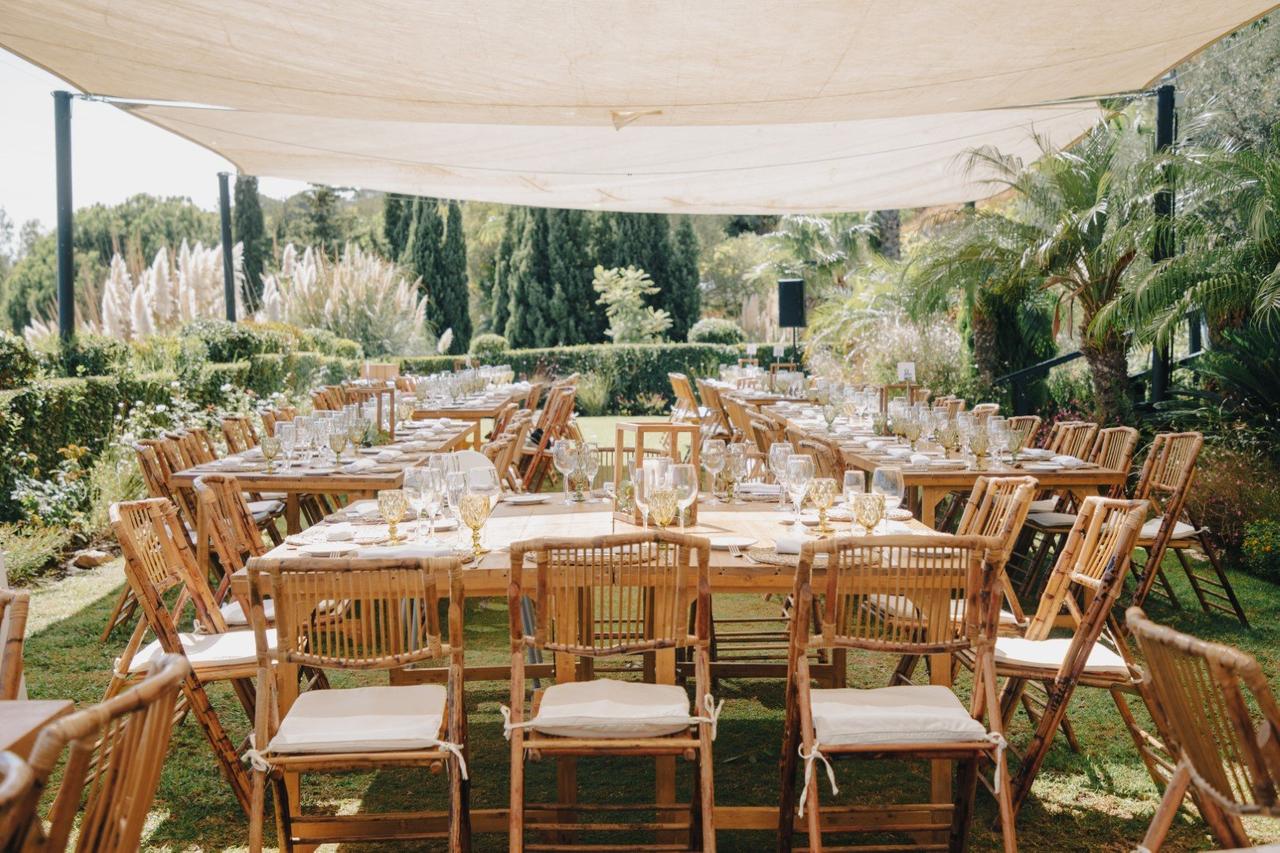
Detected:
left=769, top=213, right=877, bottom=298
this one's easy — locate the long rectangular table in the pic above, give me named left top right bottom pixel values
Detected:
left=231, top=499, right=963, bottom=840
left=411, top=385, right=530, bottom=447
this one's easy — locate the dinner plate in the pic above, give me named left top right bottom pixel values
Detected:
left=1024, top=462, right=1063, bottom=472
left=298, top=542, right=359, bottom=557
left=709, top=535, right=756, bottom=550
left=504, top=494, right=551, bottom=506
left=886, top=508, right=914, bottom=521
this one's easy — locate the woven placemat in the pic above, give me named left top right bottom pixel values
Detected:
left=745, top=546, right=829, bottom=568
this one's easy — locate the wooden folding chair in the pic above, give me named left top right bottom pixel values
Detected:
left=694, top=378, right=734, bottom=440
left=13, top=653, right=188, bottom=852
left=779, top=532, right=1016, bottom=853
left=0, top=590, right=29, bottom=700
left=668, top=372, right=704, bottom=424
left=109, top=499, right=260, bottom=814
left=362, top=361, right=400, bottom=381
left=0, top=750, right=33, bottom=850
left=1127, top=607, right=1280, bottom=852
left=1041, top=420, right=1098, bottom=457
left=957, top=497, right=1153, bottom=819
left=522, top=385, right=578, bottom=492
left=506, top=531, right=717, bottom=852
left=222, top=415, right=260, bottom=454
left=244, top=556, right=470, bottom=852
left=971, top=402, right=1000, bottom=421
left=1130, top=432, right=1248, bottom=625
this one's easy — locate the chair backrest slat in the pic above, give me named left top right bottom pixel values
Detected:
left=0, top=591, right=29, bottom=701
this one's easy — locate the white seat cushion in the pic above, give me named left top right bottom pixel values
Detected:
left=269, top=684, right=447, bottom=754
left=1028, top=497, right=1058, bottom=513
left=1026, top=511, right=1077, bottom=529
left=993, top=637, right=1130, bottom=676
left=811, top=685, right=988, bottom=747
left=220, top=598, right=275, bottom=627
left=249, top=499, right=285, bottom=521
left=1140, top=516, right=1197, bottom=541
left=870, top=595, right=1019, bottom=628
left=529, top=679, right=691, bottom=739
left=130, top=628, right=276, bottom=673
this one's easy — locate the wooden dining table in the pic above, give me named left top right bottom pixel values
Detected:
left=411, top=384, right=531, bottom=448
left=171, top=420, right=475, bottom=533
left=229, top=497, right=961, bottom=839
left=0, top=699, right=73, bottom=759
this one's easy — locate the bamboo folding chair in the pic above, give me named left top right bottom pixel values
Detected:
left=668, top=372, right=705, bottom=424
left=1129, top=432, right=1247, bottom=625
left=222, top=415, right=260, bottom=453
left=0, top=750, right=33, bottom=850
left=11, top=654, right=188, bottom=853
left=793, top=432, right=845, bottom=481
left=0, top=590, right=29, bottom=700
left=1041, top=420, right=1098, bottom=457
left=1127, top=607, right=1280, bottom=852
left=362, top=361, right=400, bottom=381
left=971, top=402, right=999, bottom=421
left=738, top=356, right=759, bottom=367
left=694, top=378, right=734, bottom=440
left=505, top=531, right=718, bottom=852
left=778, top=533, right=1016, bottom=853
left=109, top=498, right=261, bottom=814
left=522, top=385, right=578, bottom=492
left=243, top=556, right=470, bottom=851
left=956, top=497, right=1153, bottom=819
left=718, top=395, right=755, bottom=446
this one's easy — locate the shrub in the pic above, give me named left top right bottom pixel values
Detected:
left=181, top=319, right=290, bottom=363
left=301, top=328, right=363, bottom=359
left=1242, top=519, right=1280, bottom=584
left=0, top=332, right=39, bottom=390
left=687, top=318, right=746, bottom=345
left=575, top=373, right=613, bottom=417
left=469, top=333, right=509, bottom=362
left=48, top=334, right=130, bottom=378
left=1183, top=440, right=1280, bottom=563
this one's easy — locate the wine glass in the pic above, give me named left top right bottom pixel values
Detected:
left=670, top=463, right=698, bottom=529
left=988, top=423, right=1010, bottom=466
left=842, top=469, right=866, bottom=509
left=445, top=471, right=468, bottom=543
left=377, top=489, right=408, bottom=544
left=725, top=443, right=747, bottom=503
left=968, top=428, right=991, bottom=470
left=633, top=465, right=653, bottom=529
left=852, top=492, right=886, bottom=535
left=786, top=455, right=814, bottom=527
left=552, top=439, right=578, bottom=504
left=278, top=422, right=297, bottom=471
left=901, top=412, right=923, bottom=451
left=701, top=439, right=726, bottom=504
left=403, top=467, right=427, bottom=541
left=312, top=418, right=331, bottom=464
left=459, top=491, right=493, bottom=556
left=260, top=433, right=281, bottom=473
left=871, top=467, right=905, bottom=520
left=580, top=443, right=601, bottom=500
left=768, top=442, right=794, bottom=512
left=327, top=423, right=348, bottom=462
left=810, top=477, right=837, bottom=534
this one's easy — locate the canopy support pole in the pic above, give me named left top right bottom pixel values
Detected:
left=54, top=90, right=74, bottom=340
left=218, top=171, right=236, bottom=322
left=1149, top=82, right=1175, bottom=404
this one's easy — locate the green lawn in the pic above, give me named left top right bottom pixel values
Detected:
left=23, top=545, right=1280, bottom=851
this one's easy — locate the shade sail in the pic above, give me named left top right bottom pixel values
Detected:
left=3, top=0, right=1274, bottom=211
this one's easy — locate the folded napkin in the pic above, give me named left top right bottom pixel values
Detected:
left=398, top=440, right=429, bottom=451
left=325, top=523, right=354, bottom=541
left=1021, top=448, right=1055, bottom=459
left=360, top=544, right=459, bottom=559
left=739, top=482, right=781, bottom=496
left=342, top=458, right=375, bottom=473
left=865, top=440, right=884, bottom=451
left=885, top=448, right=912, bottom=459
left=909, top=453, right=931, bottom=468
left=241, top=447, right=264, bottom=458
left=375, top=449, right=404, bottom=463
left=1051, top=455, right=1085, bottom=468
left=346, top=505, right=381, bottom=521
left=774, top=535, right=805, bottom=555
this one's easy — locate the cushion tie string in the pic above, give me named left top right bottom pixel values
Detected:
left=242, top=747, right=271, bottom=773
left=500, top=705, right=536, bottom=741
left=986, top=732, right=1008, bottom=794
left=437, top=740, right=469, bottom=780
left=797, top=740, right=838, bottom=818
left=692, top=694, right=725, bottom=740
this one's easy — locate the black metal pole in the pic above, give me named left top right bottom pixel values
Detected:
left=54, top=91, right=74, bottom=340
left=1150, top=82, right=1175, bottom=403
left=218, top=172, right=236, bottom=322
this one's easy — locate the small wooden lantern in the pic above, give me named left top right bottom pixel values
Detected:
left=612, top=421, right=701, bottom=526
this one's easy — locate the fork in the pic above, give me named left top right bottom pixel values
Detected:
left=728, top=544, right=761, bottom=564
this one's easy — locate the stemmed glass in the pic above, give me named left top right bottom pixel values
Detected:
left=810, top=477, right=837, bottom=534
left=871, top=467, right=905, bottom=522
left=460, top=468, right=500, bottom=556
left=988, top=423, right=1010, bottom=466
left=445, top=471, right=468, bottom=544
left=768, top=442, right=794, bottom=512
left=842, top=469, right=866, bottom=510
left=260, top=432, right=281, bottom=473
left=278, top=422, right=297, bottom=471
left=579, top=443, right=601, bottom=501
left=328, top=423, right=348, bottom=462
left=851, top=492, right=886, bottom=535
left=552, top=439, right=578, bottom=504
left=701, top=440, right=725, bottom=504
left=633, top=465, right=653, bottom=530
left=377, top=489, right=408, bottom=543
left=403, top=468, right=426, bottom=541
left=670, top=463, right=699, bottom=529
left=786, top=455, right=814, bottom=528
left=725, top=443, right=747, bottom=503
left=901, top=411, right=923, bottom=451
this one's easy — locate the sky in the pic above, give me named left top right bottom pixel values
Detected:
left=0, top=48, right=308, bottom=237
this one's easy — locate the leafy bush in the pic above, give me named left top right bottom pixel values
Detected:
left=0, top=332, right=39, bottom=390
left=575, top=373, right=614, bottom=417
left=42, top=334, right=131, bottom=378
left=301, top=328, right=362, bottom=359
left=687, top=318, right=746, bottom=345
left=593, top=266, right=672, bottom=343
left=469, top=333, right=509, bottom=362
left=181, top=319, right=290, bottom=363
left=1242, top=519, right=1280, bottom=584
left=1183, top=440, right=1280, bottom=563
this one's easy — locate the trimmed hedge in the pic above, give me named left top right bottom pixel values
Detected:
left=687, top=318, right=746, bottom=345
left=0, top=372, right=175, bottom=521
left=180, top=319, right=363, bottom=363
left=400, top=342, right=801, bottom=414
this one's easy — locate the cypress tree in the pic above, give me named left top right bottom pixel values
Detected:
left=383, top=194, right=407, bottom=259
left=609, top=213, right=673, bottom=327
left=307, top=184, right=342, bottom=254
left=439, top=201, right=472, bottom=354
left=668, top=217, right=701, bottom=340
left=405, top=197, right=446, bottom=336
left=546, top=208, right=598, bottom=343
left=490, top=207, right=521, bottom=336
left=504, top=208, right=553, bottom=348
left=232, top=175, right=267, bottom=309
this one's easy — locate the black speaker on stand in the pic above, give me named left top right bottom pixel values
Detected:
left=778, top=278, right=806, bottom=356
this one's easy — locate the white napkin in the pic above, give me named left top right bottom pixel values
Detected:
left=774, top=535, right=805, bottom=555
left=346, top=505, right=381, bottom=522
left=375, top=449, right=403, bottom=463
left=886, top=448, right=911, bottom=459
left=865, top=440, right=884, bottom=451
left=399, top=440, right=429, bottom=451
left=241, top=447, right=264, bottom=459
left=909, top=453, right=931, bottom=468
left=325, top=523, right=354, bottom=541
left=360, top=544, right=458, bottom=559
left=342, top=458, right=375, bottom=473
left=1052, top=455, right=1085, bottom=468
left=1021, top=448, right=1054, bottom=459
left=739, top=482, right=781, bottom=496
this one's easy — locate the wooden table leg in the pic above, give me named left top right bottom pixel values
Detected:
left=920, top=487, right=945, bottom=529
left=655, top=648, right=678, bottom=843
left=285, top=494, right=302, bottom=534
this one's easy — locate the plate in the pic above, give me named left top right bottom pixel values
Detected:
left=709, top=535, right=757, bottom=551
left=298, top=542, right=359, bottom=557
left=504, top=494, right=551, bottom=506
left=1024, top=462, right=1063, bottom=472
left=426, top=516, right=459, bottom=531
left=887, top=508, right=914, bottom=521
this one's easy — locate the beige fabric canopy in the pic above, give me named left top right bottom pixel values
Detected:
left=3, top=0, right=1274, bottom=211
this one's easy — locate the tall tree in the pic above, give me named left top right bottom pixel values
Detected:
left=382, top=194, right=409, bottom=260
left=871, top=210, right=901, bottom=260
left=405, top=198, right=446, bottom=336
left=439, top=201, right=472, bottom=353
left=505, top=208, right=554, bottom=348
left=668, top=217, right=701, bottom=340
left=233, top=175, right=267, bottom=309
left=608, top=213, right=673, bottom=326
left=546, top=208, right=600, bottom=343
left=490, top=207, right=522, bottom=337
left=307, top=185, right=342, bottom=254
